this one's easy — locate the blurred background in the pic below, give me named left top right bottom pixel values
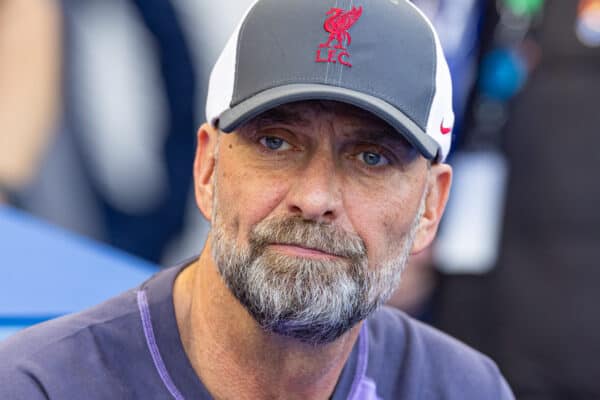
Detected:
left=1, top=0, right=600, bottom=398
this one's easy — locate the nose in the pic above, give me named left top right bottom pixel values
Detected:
left=285, top=151, right=342, bottom=223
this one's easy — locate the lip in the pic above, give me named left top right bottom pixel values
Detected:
left=268, top=243, right=341, bottom=259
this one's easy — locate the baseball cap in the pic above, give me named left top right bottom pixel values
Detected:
left=206, top=0, right=454, bottom=162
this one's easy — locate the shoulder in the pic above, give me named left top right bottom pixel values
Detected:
left=0, top=288, right=145, bottom=398
left=367, top=306, right=494, bottom=370
left=0, top=287, right=140, bottom=361
left=364, top=306, right=514, bottom=399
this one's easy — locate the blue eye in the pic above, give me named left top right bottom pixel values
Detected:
left=359, top=151, right=388, bottom=166
left=259, top=136, right=290, bottom=151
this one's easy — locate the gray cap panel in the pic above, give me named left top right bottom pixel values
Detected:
left=231, top=0, right=436, bottom=130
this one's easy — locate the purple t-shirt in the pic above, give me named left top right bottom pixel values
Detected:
left=0, top=264, right=514, bottom=399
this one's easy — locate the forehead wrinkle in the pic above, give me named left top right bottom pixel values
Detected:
left=253, top=107, right=312, bottom=128
left=346, top=127, right=412, bottom=149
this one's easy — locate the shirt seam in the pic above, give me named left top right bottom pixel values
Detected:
left=347, top=322, right=369, bottom=400
left=137, top=289, right=185, bottom=400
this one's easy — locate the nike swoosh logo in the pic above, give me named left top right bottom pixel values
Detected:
left=440, top=120, right=452, bottom=135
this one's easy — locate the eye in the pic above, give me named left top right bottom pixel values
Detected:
left=358, top=151, right=389, bottom=167
left=259, top=136, right=291, bottom=151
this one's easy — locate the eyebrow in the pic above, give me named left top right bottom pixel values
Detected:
left=350, top=128, right=412, bottom=149
left=252, top=108, right=312, bottom=128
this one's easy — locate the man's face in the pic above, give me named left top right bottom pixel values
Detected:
left=203, top=101, right=437, bottom=344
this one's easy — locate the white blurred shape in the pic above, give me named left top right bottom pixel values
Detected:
left=576, top=5, right=600, bottom=47
left=434, top=151, right=509, bottom=274
left=71, top=0, right=168, bottom=214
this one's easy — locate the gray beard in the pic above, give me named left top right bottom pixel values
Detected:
left=211, top=189, right=424, bottom=345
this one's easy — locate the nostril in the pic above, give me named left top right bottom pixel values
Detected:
left=288, top=203, right=337, bottom=222
left=289, top=205, right=302, bottom=214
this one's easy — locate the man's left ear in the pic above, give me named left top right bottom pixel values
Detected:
left=411, top=163, right=452, bottom=254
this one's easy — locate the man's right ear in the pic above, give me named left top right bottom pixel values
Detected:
left=194, top=123, right=218, bottom=221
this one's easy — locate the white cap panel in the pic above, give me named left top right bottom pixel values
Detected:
left=205, top=0, right=261, bottom=126
left=408, top=1, right=454, bottom=161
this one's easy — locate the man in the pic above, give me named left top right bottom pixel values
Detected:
left=0, top=0, right=514, bottom=398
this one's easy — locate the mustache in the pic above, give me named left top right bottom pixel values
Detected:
left=249, top=216, right=367, bottom=260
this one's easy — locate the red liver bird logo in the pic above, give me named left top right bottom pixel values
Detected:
left=319, top=6, right=363, bottom=50
left=315, top=6, right=363, bottom=67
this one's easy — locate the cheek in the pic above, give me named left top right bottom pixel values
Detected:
left=344, top=184, right=421, bottom=264
left=380, top=204, right=412, bottom=253
left=215, top=157, right=290, bottom=240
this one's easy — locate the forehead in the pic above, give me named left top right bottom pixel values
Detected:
left=240, top=100, right=412, bottom=146
left=234, top=100, right=417, bottom=153
left=239, top=100, right=416, bottom=152
left=250, top=100, right=387, bottom=127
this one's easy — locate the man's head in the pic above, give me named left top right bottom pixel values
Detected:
left=194, top=0, right=453, bottom=344
left=206, top=0, right=454, bottom=162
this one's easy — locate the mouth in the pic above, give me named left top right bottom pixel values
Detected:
left=267, top=243, right=342, bottom=260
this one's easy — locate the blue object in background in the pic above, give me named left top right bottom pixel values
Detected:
left=0, top=206, right=159, bottom=340
left=479, top=48, right=528, bottom=101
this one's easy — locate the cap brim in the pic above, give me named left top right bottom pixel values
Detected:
left=217, top=83, right=440, bottom=160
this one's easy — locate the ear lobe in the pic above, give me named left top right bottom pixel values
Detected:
left=411, top=163, right=452, bottom=254
left=194, top=123, right=218, bottom=221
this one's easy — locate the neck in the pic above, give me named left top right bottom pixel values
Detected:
left=173, top=238, right=362, bottom=400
